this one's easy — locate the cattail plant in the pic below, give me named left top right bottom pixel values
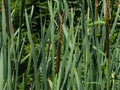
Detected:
left=0, top=0, right=120, bottom=90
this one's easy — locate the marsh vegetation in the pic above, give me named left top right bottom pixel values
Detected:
left=0, top=0, right=120, bottom=90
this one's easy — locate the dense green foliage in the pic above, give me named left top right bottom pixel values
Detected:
left=0, top=0, right=120, bottom=90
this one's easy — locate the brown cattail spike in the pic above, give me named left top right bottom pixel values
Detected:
left=106, top=0, right=109, bottom=60
left=56, top=10, right=66, bottom=73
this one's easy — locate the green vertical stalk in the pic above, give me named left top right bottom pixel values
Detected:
left=15, top=0, right=26, bottom=89
left=3, top=0, right=10, bottom=36
left=1, top=0, right=8, bottom=89
left=8, top=40, right=12, bottom=90
left=3, top=0, right=12, bottom=89
left=48, top=1, right=55, bottom=89
left=25, top=9, right=40, bottom=90
left=17, top=0, right=26, bottom=52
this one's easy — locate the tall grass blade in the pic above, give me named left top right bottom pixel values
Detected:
left=25, top=9, right=39, bottom=90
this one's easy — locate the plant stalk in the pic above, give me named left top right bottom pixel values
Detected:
left=56, top=10, right=65, bottom=73
left=106, top=0, right=109, bottom=90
